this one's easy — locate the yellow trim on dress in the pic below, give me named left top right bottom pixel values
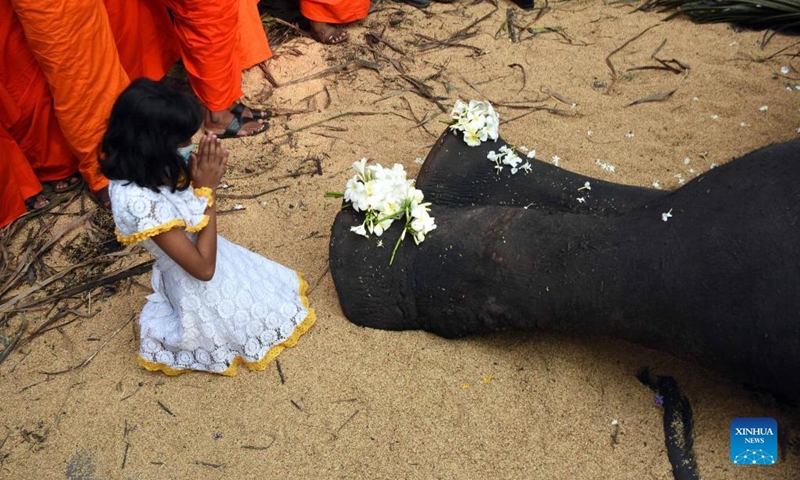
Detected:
left=137, top=272, right=316, bottom=377
left=193, top=187, right=215, bottom=207
left=115, top=215, right=210, bottom=245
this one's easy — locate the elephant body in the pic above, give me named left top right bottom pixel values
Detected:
left=329, top=131, right=800, bottom=400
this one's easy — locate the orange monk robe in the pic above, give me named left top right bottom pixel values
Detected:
left=162, top=0, right=241, bottom=112
left=10, top=0, right=130, bottom=193
left=236, top=0, right=272, bottom=71
left=104, top=0, right=180, bottom=80
left=300, top=0, right=370, bottom=25
left=0, top=126, right=40, bottom=228
left=0, top=0, right=78, bottom=184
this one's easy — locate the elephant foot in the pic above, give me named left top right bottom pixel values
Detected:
left=329, top=207, right=421, bottom=331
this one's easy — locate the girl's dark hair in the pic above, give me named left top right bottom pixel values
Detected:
left=100, top=78, right=202, bottom=192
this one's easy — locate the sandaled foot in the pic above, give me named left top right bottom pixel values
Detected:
left=89, top=187, right=111, bottom=210
left=48, top=172, right=83, bottom=193
left=231, top=102, right=271, bottom=121
left=309, top=21, right=349, bottom=45
left=25, top=194, right=49, bottom=211
left=205, top=108, right=267, bottom=139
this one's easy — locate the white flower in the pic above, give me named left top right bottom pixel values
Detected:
left=781, top=66, right=790, bottom=75
left=587, top=130, right=593, bottom=137
left=577, top=197, right=586, bottom=204
left=759, top=105, right=769, bottom=112
left=662, top=209, right=673, bottom=222
left=352, top=158, right=369, bottom=179
left=449, top=99, right=499, bottom=147
left=711, top=114, right=720, bottom=120
left=652, top=181, right=661, bottom=190
left=488, top=145, right=529, bottom=175
left=611, top=419, right=619, bottom=426
left=579, top=181, right=591, bottom=191
left=350, top=223, right=368, bottom=237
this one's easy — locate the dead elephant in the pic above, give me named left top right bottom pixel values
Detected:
left=329, top=131, right=800, bottom=401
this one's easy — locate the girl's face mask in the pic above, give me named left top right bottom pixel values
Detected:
left=177, top=144, right=195, bottom=162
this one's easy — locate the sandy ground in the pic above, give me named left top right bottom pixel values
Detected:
left=1, top=1, right=800, bottom=479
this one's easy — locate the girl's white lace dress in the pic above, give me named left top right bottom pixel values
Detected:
left=109, top=180, right=315, bottom=376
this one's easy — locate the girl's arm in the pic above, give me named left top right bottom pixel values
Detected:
left=151, top=133, right=227, bottom=281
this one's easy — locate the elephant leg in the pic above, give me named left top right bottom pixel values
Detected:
left=415, top=129, right=664, bottom=215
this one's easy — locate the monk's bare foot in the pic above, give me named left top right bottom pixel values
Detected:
left=204, top=108, right=266, bottom=139
left=25, top=193, right=49, bottom=211
left=309, top=21, right=349, bottom=44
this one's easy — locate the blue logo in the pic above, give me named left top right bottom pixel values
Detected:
left=730, top=418, right=778, bottom=465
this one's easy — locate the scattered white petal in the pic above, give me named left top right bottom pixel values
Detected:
left=625, top=131, right=634, bottom=139
left=233, top=203, right=245, bottom=210
left=711, top=114, right=720, bottom=120
left=662, top=209, right=673, bottom=222
left=611, top=419, right=619, bottom=426
left=683, top=157, right=690, bottom=165
left=595, top=159, right=616, bottom=173
left=796, top=126, right=800, bottom=133
left=689, top=168, right=695, bottom=174
left=527, top=149, right=536, bottom=159
left=710, top=163, right=718, bottom=169
left=376, top=240, right=384, bottom=248
left=414, top=157, right=425, bottom=165
left=781, top=66, right=790, bottom=75
left=587, top=130, right=594, bottom=137
left=692, top=97, right=700, bottom=102
left=759, top=105, right=769, bottom=112
left=796, top=85, right=800, bottom=90
left=652, top=180, right=661, bottom=190
left=674, top=173, right=685, bottom=185
left=551, top=155, right=561, bottom=167
left=740, top=122, right=750, bottom=128
left=729, top=41, right=737, bottom=46
left=577, top=197, right=586, bottom=204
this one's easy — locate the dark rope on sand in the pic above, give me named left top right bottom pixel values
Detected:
left=637, top=367, right=700, bottom=480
